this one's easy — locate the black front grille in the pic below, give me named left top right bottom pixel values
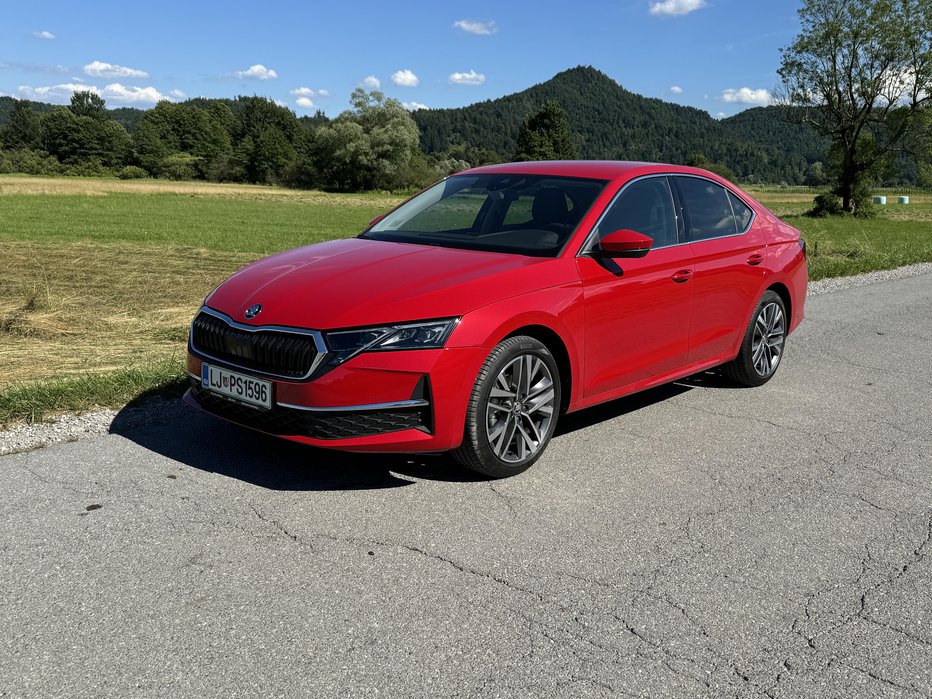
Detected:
left=189, top=386, right=428, bottom=440
left=191, top=311, right=318, bottom=378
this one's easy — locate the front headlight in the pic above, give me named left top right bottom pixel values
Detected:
left=324, top=318, right=458, bottom=365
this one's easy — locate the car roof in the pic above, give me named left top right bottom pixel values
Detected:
left=462, top=160, right=719, bottom=182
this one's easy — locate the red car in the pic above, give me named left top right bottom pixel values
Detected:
left=185, top=161, right=807, bottom=477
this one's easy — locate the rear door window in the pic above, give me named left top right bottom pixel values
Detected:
left=675, top=177, right=739, bottom=242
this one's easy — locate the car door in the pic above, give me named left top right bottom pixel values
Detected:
left=576, top=175, right=695, bottom=397
left=673, top=176, right=767, bottom=365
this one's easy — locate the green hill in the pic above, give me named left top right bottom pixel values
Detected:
left=414, top=66, right=825, bottom=183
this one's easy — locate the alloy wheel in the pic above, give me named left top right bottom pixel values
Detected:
left=752, top=302, right=785, bottom=377
left=485, top=354, right=556, bottom=463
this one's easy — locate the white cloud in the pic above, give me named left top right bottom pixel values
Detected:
left=296, top=96, right=315, bottom=109
left=169, top=89, right=186, bottom=99
left=362, top=75, right=380, bottom=89
left=274, top=99, right=287, bottom=107
left=17, top=83, right=93, bottom=101
left=100, top=83, right=170, bottom=103
left=318, top=88, right=330, bottom=97
left=720, top=87, right=772, bottom=105
left=715, top=112, right=727, bottom=118
left=402, top=101, right=428, bottom=111
left=448, top=69, right=485, bottom=86
left=391, top=69, right=419, bottom=87
left=234, top=64, right=277, bottom=80
left=291, top=86, right=315, bottom=97
left=453, top=19, right=497, bottom=35
left=33, top=30, right=56, bottom=40
left=84, top=60, right=149, bottom=79
left=649, top=0, right=707, bottom=17
left=670, top=85, right=683, bottom=94
left=17, top=81, right=171, bottom=104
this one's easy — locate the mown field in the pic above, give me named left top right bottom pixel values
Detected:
left=1, top=175, right=931, bottom=426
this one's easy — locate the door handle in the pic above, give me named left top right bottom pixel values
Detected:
left=747, top=253, right=764, bottom=266
left=671, top=269, right=693, bottom=283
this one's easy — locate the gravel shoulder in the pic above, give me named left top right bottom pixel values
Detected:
left=1, top=261, right=930, bottom=457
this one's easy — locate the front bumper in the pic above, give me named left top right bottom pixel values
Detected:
left=185, top=344, right=488, bottom=453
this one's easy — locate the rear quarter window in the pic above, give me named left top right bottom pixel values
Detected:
left=728, top=191, right=754, bottom=233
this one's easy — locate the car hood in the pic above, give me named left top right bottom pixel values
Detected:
left=205, top=237, right=576, bottom=329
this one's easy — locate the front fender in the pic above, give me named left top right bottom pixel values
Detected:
left=446, top=282, right=586, bottom=407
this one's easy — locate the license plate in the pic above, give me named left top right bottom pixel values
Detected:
left=201, top=363, right=272, bottom=410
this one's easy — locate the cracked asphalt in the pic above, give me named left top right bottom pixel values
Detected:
left=2, top=272, right=931, bottom=698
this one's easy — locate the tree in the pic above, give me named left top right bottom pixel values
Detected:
left=513, top=101, right=578, bottom=161
left=1, top=100, right=42, bottom=149
left=778, top=0, right=932, bottom=213
left=41, top=107, right=130, bottom=166
left=253, top=125, right=295, bottom=183
left=314, top=89, right=421, bottom=190
left=69, top=91, right=108, bottom=120
left=133, top=101, right=233, bottom=178
left=804, top=161, right=828, bottom=186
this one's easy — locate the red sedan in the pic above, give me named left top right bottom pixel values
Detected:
left=185, top=161, right=807, bottom=477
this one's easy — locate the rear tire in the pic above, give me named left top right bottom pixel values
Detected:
left=723, top=290, right=787, bottom=387
left=452, top=336, right=561, bottom=478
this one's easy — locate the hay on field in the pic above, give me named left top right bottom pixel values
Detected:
left=0, top=175, right=402, bottom=208
left=0, top=240, right=255, bottom=388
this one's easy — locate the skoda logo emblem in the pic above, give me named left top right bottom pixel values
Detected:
left=244, top=304, right=262, bottom=319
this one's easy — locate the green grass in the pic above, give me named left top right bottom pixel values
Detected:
left=0, top=360, right=187, bottom=427
left=790, top=214, right=932, bottom=279
left=750, top=188, right=932, bottom=280
left=0, top=192, right=392, bottom=254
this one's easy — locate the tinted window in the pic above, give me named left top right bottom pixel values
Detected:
left=594, top=177, right=678, bottom=247
left=676, top=177, right=738, bottom=241
left=728, top=190, right=753, bottom=233
left=367, top=174, right=606, bottom=257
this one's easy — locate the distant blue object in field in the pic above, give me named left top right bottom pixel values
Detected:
left=898, top=196, right=909, bottom=204
left=874, top=196, right=887, bottom=205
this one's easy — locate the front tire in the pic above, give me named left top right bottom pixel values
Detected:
left=452, top=336, right=561, bottom=478
left=724, top=290, right=787, bottom=387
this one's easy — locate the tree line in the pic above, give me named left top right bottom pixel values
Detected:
left=0, top=80, right=823, bottom=191
left=0, top=89, right=469, bottom=190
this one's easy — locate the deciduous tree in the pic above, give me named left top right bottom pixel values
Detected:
left=778, top=0, right=932, bottom=214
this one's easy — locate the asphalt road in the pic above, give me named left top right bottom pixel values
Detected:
left=2, top=273, right=931, bottom=699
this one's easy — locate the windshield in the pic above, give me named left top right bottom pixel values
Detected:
left=363, top=173, right=607, bottom=256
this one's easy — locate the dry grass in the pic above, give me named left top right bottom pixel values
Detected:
left=0, top=240, right=254, bottom=388
left=0, top=174, right=400, bottom=208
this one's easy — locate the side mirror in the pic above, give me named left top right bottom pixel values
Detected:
left=368, top=213, right=386, bottom=228
left=597, top=229, right=653, bottom=258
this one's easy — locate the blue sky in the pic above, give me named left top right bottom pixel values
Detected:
left=0, top=0, right=802, bottom=118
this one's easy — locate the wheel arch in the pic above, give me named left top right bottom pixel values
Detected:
left=766, top=281, right=792, bottom=327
